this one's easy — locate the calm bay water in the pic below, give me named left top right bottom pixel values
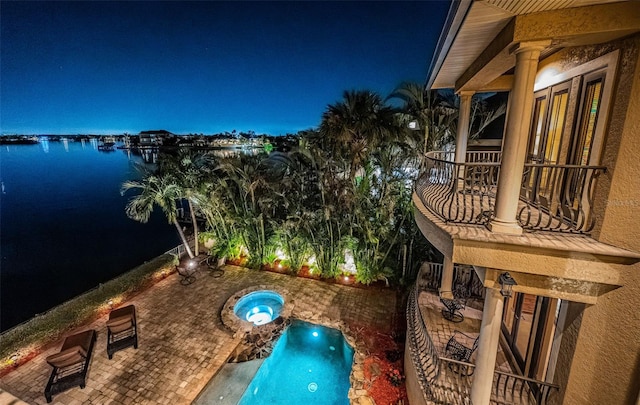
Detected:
left=0, top=140, right=180, bottom=331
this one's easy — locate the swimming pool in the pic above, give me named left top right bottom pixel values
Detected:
left=238, top=320, right=354, bottom=405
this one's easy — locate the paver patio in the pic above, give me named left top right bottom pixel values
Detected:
left=0, top=264, right=397, bottom=405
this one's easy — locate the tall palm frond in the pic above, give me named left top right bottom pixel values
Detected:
left=121, top=172, right=194, bottom=258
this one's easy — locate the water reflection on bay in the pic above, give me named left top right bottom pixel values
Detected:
left=0, top=140, right=182, bottom=331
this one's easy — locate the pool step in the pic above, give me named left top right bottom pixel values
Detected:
left=191, top=359, right=264, bottom=405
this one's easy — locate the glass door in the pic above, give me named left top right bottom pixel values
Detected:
left=525, top=82, right=571, bottom=208
left=502, top=293, right=558, bottom=380
left=563, top=71, right=605, bottom=218
left=502, top=293, right=536, bottom=369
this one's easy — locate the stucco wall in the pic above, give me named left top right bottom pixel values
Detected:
left=540, top=34, right=640, bottom=405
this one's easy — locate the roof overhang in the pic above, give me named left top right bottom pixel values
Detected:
left=426, top=0, right=640, bottom=92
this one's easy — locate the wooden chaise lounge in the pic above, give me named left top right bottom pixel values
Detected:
left=106, top=304, right=138, bottom=359
left=44, top=329, right=96, bottom=403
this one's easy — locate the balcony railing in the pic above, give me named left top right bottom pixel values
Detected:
left=492, top=371, right=559, bottom=405
left=418, top=262, right=484, bottom=298
left=406, top=267, right=559, bottom=405
left=519, top=163, right=605, bottom=233
left=407, top=284, right=441, bottom=393
left=415, top=151, right=606, bottom=234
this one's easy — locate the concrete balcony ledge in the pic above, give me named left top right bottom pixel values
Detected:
left=414, top=192, right=640, bottom=303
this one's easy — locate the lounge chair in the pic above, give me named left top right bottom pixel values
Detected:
left=44, top=329, right=96, bottom=403
left=106, top=304, right=138, bottom=359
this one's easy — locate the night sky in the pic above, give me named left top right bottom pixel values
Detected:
left=1, top=1, right=450, bottom=135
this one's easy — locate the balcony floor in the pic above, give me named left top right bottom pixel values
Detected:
left=417, top=289, right=512, bottom=373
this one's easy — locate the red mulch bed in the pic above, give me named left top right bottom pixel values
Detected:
left=350, top=320, right=408, bottom=405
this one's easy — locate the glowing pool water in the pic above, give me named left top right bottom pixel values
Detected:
left=238, top=320, right=354, bottom=405
left=233, top=290, right=284, bottom=326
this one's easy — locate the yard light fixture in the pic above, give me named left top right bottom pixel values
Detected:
left=499, top=272, right=517, bottom=297
left=188, top=260, right=196, bottom=268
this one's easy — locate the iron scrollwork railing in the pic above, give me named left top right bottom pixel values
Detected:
left=407, top=284, right=441, bottom=393
left=492, top=370, right=559, bottom=405
left=416, top=151, right=501, bottom=225
left=408, top=266, right=559, bottom=405
left=407, top=275, right=474, bottom=405
left=416, top=151, right=606, bottom=234
left=518, top=163, right=606, bottom=234
left=419, top=262, right=484, bottom=298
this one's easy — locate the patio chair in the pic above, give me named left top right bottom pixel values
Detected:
left=440, top=284, right=469, bottom=323
left=176, top=263, right=197, bottom=285
left=205, top=255, right=225, bottom=278
left=44, top=329, right=96, bottom=403
left=106, top=304, right=138, bottom=359
left=445, top=330, right=479, bottom=376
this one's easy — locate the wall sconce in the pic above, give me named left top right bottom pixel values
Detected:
left=499, top=272, right=517, bottom=297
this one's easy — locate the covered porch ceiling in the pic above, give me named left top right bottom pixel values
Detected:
left=427, top=0, right=640, bottom=92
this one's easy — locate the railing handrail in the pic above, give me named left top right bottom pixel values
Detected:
left=426, top=150, right=503, bottom=166
left=492, top=369, right=560, bottom=405
left=164, top=244, right=188, bottom=258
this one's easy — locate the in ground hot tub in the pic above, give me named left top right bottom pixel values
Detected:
left=233, top=290, right=285, bottom=326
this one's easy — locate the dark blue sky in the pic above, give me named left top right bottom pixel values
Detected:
left=1, top=1, right=450, bottom=135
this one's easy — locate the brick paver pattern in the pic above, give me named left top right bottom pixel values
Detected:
left=0, top=265, right=397, bottom=405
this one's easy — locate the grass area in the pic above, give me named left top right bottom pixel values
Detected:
left=0, top=254, right=177, bottom=376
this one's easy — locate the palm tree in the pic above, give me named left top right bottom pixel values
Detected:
left=212, top=155, right=278, bottom=268
left=319, top=90, right=401, bottom=180
left=159, top=150, right=214, bottom=257
left=387, top=82, right=458, bottom=170
left=389, top=82, right=506, bottom=167
left=308, top=92, right=412, bottom=279
left=121, top=171, right=194, bottom=258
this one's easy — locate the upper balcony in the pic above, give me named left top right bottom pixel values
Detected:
left=416, top=151, right=605, bottom=235
left=413, top=151, right=640, bottom=304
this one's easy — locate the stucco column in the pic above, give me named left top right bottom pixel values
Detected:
left=440, top=256, right=454, bottom=299
left=455, top=91, right=475, bottom=190
left=455, top=91, right=475, bottom=164
left=488, top=41, right=550, bottom=235
left=470, top=287, right=505, bottom=405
